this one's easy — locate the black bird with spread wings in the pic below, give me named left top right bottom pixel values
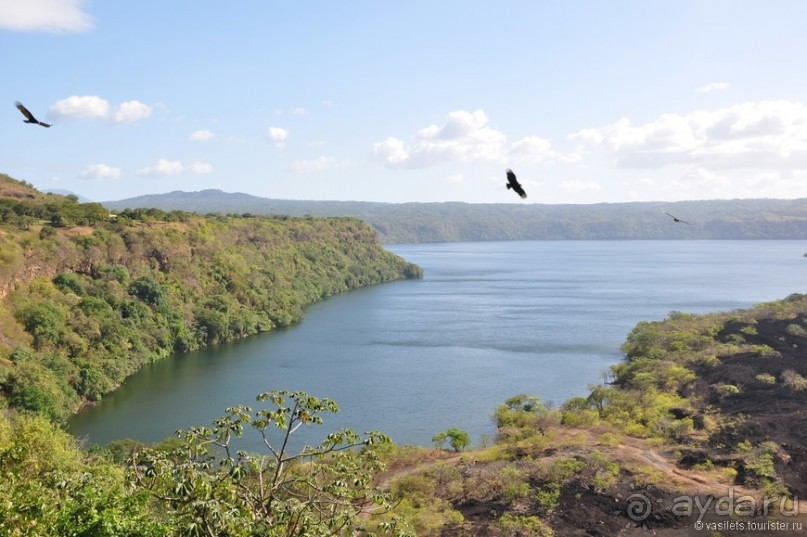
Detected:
left=664, top=211, right=690, bottom=224
left=506, top=169, right=527, bottom=199
left=15, top=101, right=51, bottom=128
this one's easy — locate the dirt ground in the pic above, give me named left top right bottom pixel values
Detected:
left=694, top=314, right=807, bottom=497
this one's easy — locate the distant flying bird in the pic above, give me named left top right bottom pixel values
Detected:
left=15, top=101, right=51, bottom=128
left=505, top=169, right=527, bottom=199
left=664, top=211, right=690, bottom=224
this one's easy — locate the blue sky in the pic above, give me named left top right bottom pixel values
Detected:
left=2, top=1, right=807, bottom=204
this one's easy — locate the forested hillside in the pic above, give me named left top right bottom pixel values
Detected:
left=0, top=174, right=421, bottom=421
left=104, top=189, right=807, bottom=243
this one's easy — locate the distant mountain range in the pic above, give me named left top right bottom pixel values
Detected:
left=103, top=189, right=807, bottom=243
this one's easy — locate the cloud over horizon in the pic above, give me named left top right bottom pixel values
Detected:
left=570, top=100, right=807, bottom=171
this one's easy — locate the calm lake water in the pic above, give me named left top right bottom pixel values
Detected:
left=68, top=240, right=807, bottom=451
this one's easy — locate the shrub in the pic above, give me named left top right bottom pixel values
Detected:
left=495, top=394, right=556, bottom=434
left=14, top=301, right=67, bottom=349
left=128, top=276, right=166, bottom=307
left=755, top=373, right=776, bottom=385
left=432, top=427, right=470, bottom=452
left=3, top=362, right=73, bottom=421
left=712, top=383, right=741, bottom=397
left=560, top=408, right=599, bottom=427
left=782, top=369, right=807, bottom=392
left=786, top=323, right=807, bottom=336
left=498, top=513, right=554, bottom=536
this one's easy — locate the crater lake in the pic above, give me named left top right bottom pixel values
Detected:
left=68, top=240, right=807, bottom=451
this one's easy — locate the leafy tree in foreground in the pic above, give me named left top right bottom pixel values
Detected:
left=129, top=390, right=412, bottom=536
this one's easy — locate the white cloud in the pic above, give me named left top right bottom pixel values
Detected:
left=509, top=135, right=577, bottom=163
left=189, top=128, right=215, bottom=141
left=49, top=95, right=152, bottom=124
left=406, top=109, right=506, bottom=165
left=112, top=100, right=152, bottom=123
left=446, top=173, right=464, bottom=184
left=138, top=159, right=213, bottom=176
left=50, top=95, right=109, bottom=120
left=372, top=137, right=411, bottom=167
left=0, top=0, right=93, bottom=33
left=698, top=82, right=731, bottom=93
left=266, top=126, right=289, bottom=148
left=373, top=109, right=569, bottom=169
left=79, top=163, right=121, bottom=180
left=570, top=100, right=807, bottom=171
left=288, top=156, right=338, bottom=173
left=139, top=159, right=183, bottom=176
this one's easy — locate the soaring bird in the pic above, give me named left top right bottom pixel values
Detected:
left=506, top=169, right=527, bottom=199
left=664, top=211, right=690, bottom=224
left=15, top=101, right=51, bottom=128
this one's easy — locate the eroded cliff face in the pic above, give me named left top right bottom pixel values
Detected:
left=0, top=173, right=43, bottom=200
left=0, top=235, right=83, bottom=300
left=0, top=186, right=39, bottom=200
left=0, top=262, right=63, bottom=299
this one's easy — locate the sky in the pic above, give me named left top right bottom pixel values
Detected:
left=2, top=1, right=807, bottom=205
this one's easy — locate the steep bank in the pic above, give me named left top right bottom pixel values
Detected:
left=0, top=176, right=422, bottom=422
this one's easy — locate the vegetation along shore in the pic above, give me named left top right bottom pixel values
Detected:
left=1, top=172, right=806, bottom=535
left=0, top=174, right=422, bottom=421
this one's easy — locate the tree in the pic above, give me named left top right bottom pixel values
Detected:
left=128, top=275, right=167, bottom=308
left=494, top=394, right=555, bottom=435
left=129, top=390, right=408, bottom=536
left=15, top=300, right=67, bottom=349
left=432, top=428, right=470, bottom=452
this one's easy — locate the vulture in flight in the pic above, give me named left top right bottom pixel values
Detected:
left=664, top=211, right=690, bottom=224
left=15, top=101, right=51, bottom=128
left=506, top=169, right=527, bottom=199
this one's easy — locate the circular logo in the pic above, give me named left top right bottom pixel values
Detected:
left=626, top=493, right=652, bottom=522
